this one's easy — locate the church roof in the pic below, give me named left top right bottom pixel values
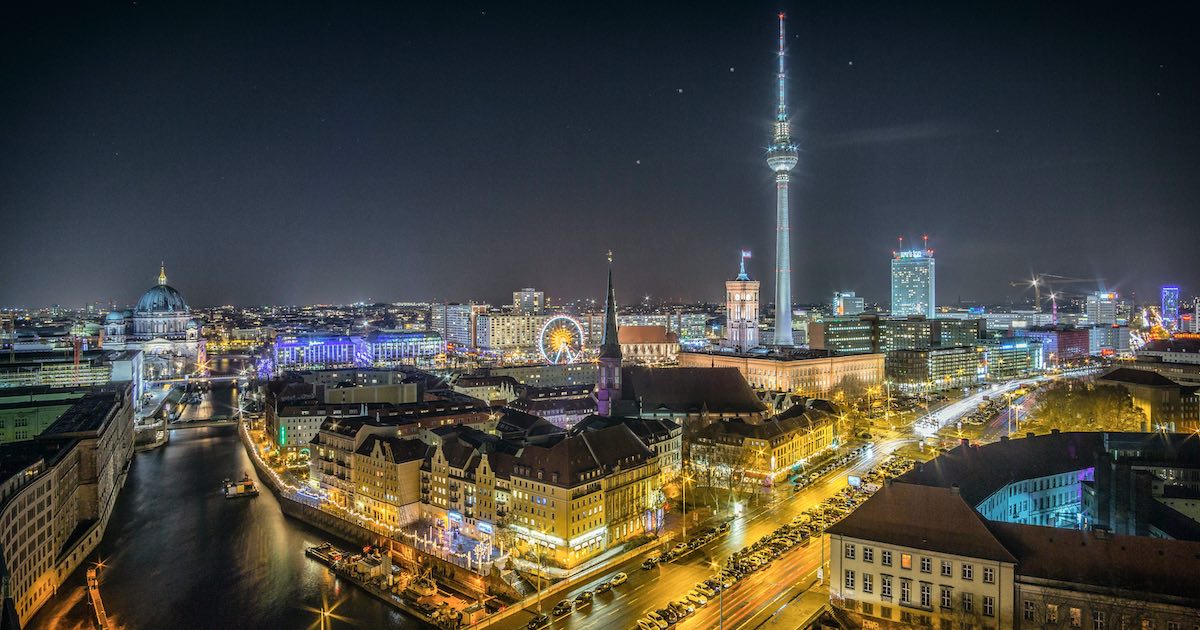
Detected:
left=618, top=366, right=767, bottom=414
left=599, top=265, right=622, bottom=360
left=618, top=325, right=678, bottom=345
left=136, top=284, right=189, bottom=313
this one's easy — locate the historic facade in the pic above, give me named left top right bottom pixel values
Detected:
left=102, top=264, right=206, bottom=380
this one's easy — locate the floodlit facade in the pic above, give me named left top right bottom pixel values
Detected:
left=679, top=350, right=885, bottom=398
left=1162, top=286, right=1180, bottom=330
left=723, top=251, right=761, bottom=352
left=512, top=288, right=545, bottom=315
left=833, top=291, right=866, bottom=316
left=272, top=331, right=444, bottom=369
left=1086, top=291, right=1119, bottom=326
left=890, top=249, right=936, bottom=319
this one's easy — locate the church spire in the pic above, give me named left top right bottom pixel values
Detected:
left=158, top=262, right=167, bottom=286
left=599, top=250, right=621, bottom=360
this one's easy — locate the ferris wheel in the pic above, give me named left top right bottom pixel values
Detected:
left=539, top=315, right=586, bottom=365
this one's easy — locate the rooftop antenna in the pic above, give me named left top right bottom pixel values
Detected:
left=776, top=12, right=787, bottom=122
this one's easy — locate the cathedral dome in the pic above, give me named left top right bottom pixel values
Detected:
left=136, top=284, right=189, bottom=313
left=105, top=311, right=126, bottom=322
left=186, top=319, right=199, bottom=330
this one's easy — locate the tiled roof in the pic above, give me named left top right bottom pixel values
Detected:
left=826, top=482, right=1017, bottom=563
left=571, top=414, right=680, bottom=445
left=1098, top=367, right=1183, bottom=388
left=988, top=522, right=1200, bottom=603
left=619, top=366, right=766, bottom=414
left=618, top=325, right=678, bottom=345
left=355, top=435, right=430, bottom=463
left=898, top=432, right=1107, bottom=505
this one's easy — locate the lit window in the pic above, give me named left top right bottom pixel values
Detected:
left=901, top=553, right=912, bottom=570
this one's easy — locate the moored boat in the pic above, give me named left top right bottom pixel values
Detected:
left=223, top=473, right=259, bottom=498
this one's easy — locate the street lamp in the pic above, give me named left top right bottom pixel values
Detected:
left=681, top=472, right=694, bottom=541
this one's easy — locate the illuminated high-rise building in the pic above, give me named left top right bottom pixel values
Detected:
left=1086, top=291, right=1118, bottom=326
left=767, top=13, right=799, bottom=347
left=1161, top=286, right=1180, bottom=330
left=512, top=287, right=544, bottom=315
left=722, top=250, right=760, bottom=352
left=890, top=238, right=936, bottom=319
left=833, top=291, right=865, bottom=316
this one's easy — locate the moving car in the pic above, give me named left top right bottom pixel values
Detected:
left=552, top=600, right=573, bottom=616
left=526, top=613, right=550, bottom=629
left=609, top=572, right=628, bottom=586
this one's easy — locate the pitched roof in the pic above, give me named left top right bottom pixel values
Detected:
left=826, top=482, right=1017, bottom=563
left=898, top=432, right=1106, bottom=505
left=987, top=522, right=1200, bottom=604
left=1098, top=367, right=1184, bottom=388
left=571, top=414, right=680, bottom=444
left=695, top=409, right=831, bottom=443
left=618, top=366, right=766, bottom=414
left=618, top=325, right=678, bottom=345
left=599, top=267, right=622, bottom=360
left=355, top=435, right=430, bottom=463
left=513, top=423, right=652, bottom=488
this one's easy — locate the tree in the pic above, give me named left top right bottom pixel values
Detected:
left=1028, top=381, right=1146, bottom=433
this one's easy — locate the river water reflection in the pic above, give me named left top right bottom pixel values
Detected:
left=31, top=418, right=426, bottom=629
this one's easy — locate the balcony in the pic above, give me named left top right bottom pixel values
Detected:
left=450, top=494, right=460, bottom=502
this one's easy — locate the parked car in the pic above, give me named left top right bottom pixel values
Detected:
left=527, top=613, right=551, bottom=629
left=686, top=590, right=707, bottom=605
left=575, top=590, right=594, bottom=606
left=671, top=543, right=689, bottom=554
left=552, top=600, right=573, bottom=616
left=594, top=580, right=612, bottom=594
left=641, top=557, right=659, bottom=570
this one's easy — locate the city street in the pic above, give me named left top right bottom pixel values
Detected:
left=495, top=436, right=914, bottom=630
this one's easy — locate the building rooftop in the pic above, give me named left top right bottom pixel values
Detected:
left=827, top=482, right=1017, bottom=563
left=354, top=434, right=429, bottom=463
left=681, top=349, right=835, bottom=362
left=898, top=432, right=1108, bottom=505
left=40, top=390, right=121, bottom=437
left=618, top=366, right=766, bottom=414
left=618, top=325, right=678, bottom=345
left=987, top=521, right=1200, bottom=604
left=1140, top=337, right=1200, bottom=354
left=1098, top=367, right=1186, bottom=388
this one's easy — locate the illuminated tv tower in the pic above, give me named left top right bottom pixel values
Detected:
left=767, top=12, right=799, bottom=347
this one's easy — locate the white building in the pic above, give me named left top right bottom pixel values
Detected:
left=891, top=249, right=936, bottom=319
left=512, top=288, right=544, bottom=315
left=473, top=313, right=549, bottom=352
left=723, top=252, right=760, bottom=352
left=101, top=265, right=206, bottom=381
left=1085, top=291, right=1119, bottom=325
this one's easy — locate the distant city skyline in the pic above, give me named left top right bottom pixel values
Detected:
left=2, top=2, right=1197, bottom=308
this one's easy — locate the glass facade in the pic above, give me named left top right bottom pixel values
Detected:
left=890, top=250, right=935, bottom=318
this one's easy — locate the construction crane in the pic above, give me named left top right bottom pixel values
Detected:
left=1010, top=274, right=1106, bottom=323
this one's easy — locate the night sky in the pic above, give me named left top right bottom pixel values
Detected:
left=2, top=2, right=1197, bottom=309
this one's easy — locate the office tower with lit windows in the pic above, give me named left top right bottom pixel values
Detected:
left=512, top=287, right=544, bottom=315
left=1161, top=286, right=1180, bottom=330
left=1086, top=291, right=1119, bottom=326
left=890, top=244, right=936, bottom=319
left=833, top=291, right=865, bottom=316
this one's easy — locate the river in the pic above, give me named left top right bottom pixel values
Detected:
left=29, top=382, right=428, bottom=630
